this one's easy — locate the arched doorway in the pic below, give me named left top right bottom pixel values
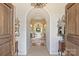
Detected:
left=27, top=8, right=50, bottom=55
left=30, top=18, right=47, bottom=46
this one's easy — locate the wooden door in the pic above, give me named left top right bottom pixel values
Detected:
left=67, top=4, right=76, bottom=35
left=76, top=4, right=79, bottom=35
left=65, top=3, right=79, bottom=56
left=0, top=4, right=15, bottom=56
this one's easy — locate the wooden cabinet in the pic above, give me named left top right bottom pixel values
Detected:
left=65, top=3, right=79, bottom=56
left=0, top=4, right=15, bottom=56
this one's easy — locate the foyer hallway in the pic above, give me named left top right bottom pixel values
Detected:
left=27, top=46, right=50, bottom=56
left=14, top=3, right=66, bottom=56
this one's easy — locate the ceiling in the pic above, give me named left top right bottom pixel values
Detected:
left=13, top=3, right=66, bottom=15
left=30, top=18, right=46, bottom=26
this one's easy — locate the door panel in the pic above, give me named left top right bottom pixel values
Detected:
left=0, top=4, right=4, bottom=35
left=65, top=3, right=79, bottom=56
left=0, top=42, right=11, bottom=56
left=0, top=35, right=10, bottom=45
left=76, top=5, right=79, bottom=35
left=68, top=4, right=76, bottom=34
left=0, top=4, right=14, bottom=56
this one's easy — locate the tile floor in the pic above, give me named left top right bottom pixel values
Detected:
left=27, top=46, right=50, bottom=56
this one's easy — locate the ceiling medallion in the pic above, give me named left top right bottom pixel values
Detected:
left=31, top=3, right=47, bottom=8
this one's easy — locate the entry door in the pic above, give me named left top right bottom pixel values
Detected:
left=67, top=4, right=76, bottom=35
left=0, top=4, right=15, bottom=56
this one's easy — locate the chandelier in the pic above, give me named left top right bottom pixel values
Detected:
left=31, top=3, right=47, bottom=8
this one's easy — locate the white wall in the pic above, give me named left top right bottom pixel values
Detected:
left=45, top=3, right=66, bottom=55
left=13, top=3, right=31, bottom=55
left=13, top=3, right=66, bottom=55
left=50, top=13, right=64, bottom=55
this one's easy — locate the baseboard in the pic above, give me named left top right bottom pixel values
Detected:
left=18, top=51, right=27, bottom=56
left=50, top=51, right=59, bottom=56
left=18, top=53, right=27, bottom=56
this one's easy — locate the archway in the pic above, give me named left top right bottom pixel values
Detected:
left=30, top=18, right=47, bottom=46
left=26, top=8, right=50, bottom=54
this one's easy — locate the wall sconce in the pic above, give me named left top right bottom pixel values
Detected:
left=15, top=18, right=20, bottom=37
left=30, top=24, right=32, bottom=27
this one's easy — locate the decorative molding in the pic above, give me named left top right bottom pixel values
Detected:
left=31, top=3, right=47, bottom=8
left=15, top=18, right=20, bottom=37
left=67, top=34, right=79, bottom=46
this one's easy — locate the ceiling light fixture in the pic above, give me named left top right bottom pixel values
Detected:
left=31, top=3, right=47, bottom=8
